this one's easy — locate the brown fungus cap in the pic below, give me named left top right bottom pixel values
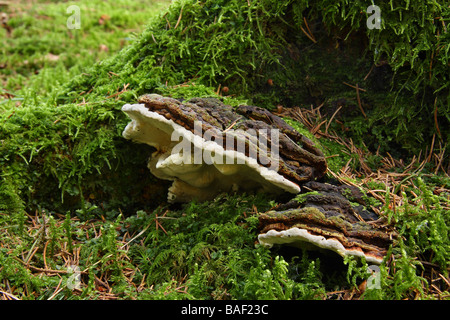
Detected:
left=258, top=182, right=395, bottom=264
left=122, top=94, right=326, bottom=202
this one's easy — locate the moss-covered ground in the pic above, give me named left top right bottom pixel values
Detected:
left=0, top=0, right=449, bottom=300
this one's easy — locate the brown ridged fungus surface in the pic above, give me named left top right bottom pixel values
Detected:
left=122, top=94, right=326, bottom=202
left=258, top=181, right=395, bottom=264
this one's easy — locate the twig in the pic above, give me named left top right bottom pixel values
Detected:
left=224, top=117, right=242, bottom=133
left=0, top=290, right=20, bottom=300
left=433, top=97, right=441, bottom=139
left=427, top=134, right=436, bottom=163
left=13, top=255, right=88, bottom=276
left=342, top=81, right=367, bottom=92
left=106, top=83, right=130, bottom=100
left=300, top=26, right=317, bottom=43
left=43, top=240, right=49, bottom=270
left=174, top=7, right=183, bottom=29
left=325, top=105, right=342, bottom=134
left=355, top=83, right=367, bottom=118
left=364, top=64, right=375, bottom=81
left=215, top=83, right=221, bottom=95
left=303, top=17, right=314, bottom=39
left=155, top=212, right=169, bottom=235
left=120, top=223, right=152, bottom=249
left=300, top=17, right=316, bottom=43
left=311, top=119, right=327, bottom=135
left=429, top=50, right=434, bottom=81
left=82, top=254, right=113, bottom=273
left=439, top=274, right=450, bottom=287
left=47, top=277, right=64, bottom=300
left=434, top=144, right=446, bottom=175
left=28, top=264, right=88, bottom=275
left=163, top=13, right=171, bottom=29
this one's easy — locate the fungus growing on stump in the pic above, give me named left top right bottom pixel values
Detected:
left=121, top=94, right=327, bottom=202
left=122, top=94, right=393, bottom=264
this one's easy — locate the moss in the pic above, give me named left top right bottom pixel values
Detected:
left=3, top=0, right=447, bottom=215
left=264, top=206, right=326, bottom=221
left=0, top=0, right=449, bottom=300
left=283, top=117, right=351, bottom=173
left=294, top=191, right=319, bottom=204
left=328, top=215, right=353, bottom=231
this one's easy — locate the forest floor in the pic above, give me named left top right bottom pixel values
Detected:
left=0, top=0, right=449, bottom=301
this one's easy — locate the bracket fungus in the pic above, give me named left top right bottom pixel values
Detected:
left=122, top=94, right=326, bottom=202
left=257, top=182, right=394, bottom=264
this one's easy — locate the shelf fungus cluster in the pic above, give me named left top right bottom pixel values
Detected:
left=122, top=94, right=326, bottom=202
left=258, top=182, right=394, bottom=264
left=122, top=94, right=392, bottom=263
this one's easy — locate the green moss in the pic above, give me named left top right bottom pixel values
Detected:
left=294, top=191, right=319, bottom=204
left=2, top=0, right=446, bottom=221
left=388, top=177, right=450, bottom=274
left=1, top=0, right=449, bottom=300
left=283, top=117, right=351, bottom=173
left=264, top=206, right=326, bottom=221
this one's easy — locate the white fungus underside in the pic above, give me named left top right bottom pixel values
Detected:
left=258, top=227, right=383, bottom=265
left=122, top=103, right=300, bottom=202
